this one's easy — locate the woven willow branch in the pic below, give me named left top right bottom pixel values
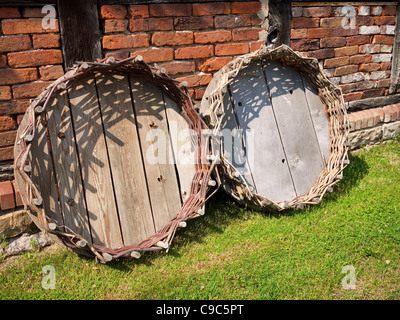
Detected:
left=14, top=56, right=215, bottom=263
left=202, top=44, right=350, bottom=211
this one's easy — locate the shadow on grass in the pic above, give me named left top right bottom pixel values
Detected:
left=104, top=152, right=369, bottom=270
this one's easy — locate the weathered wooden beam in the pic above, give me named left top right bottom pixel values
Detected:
left=57, top=0, right=102, bottom=69
left=347, top=93, right=400, bottom=111
left=390, top=4, right=400, bottom=94
left=265, top=0, right=292, bottom=48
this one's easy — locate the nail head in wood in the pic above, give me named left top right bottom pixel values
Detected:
left=77, top=240, right=87, bottom=248
left=178, top=221, right=187, bottom=228
left=24, top=165, right=32, bottom=173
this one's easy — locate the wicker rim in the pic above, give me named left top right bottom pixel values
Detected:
left=14, top=56, right=217, bottom=263
left=201, top=44, right=350, bottom=211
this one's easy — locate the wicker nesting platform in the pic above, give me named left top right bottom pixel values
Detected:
left=200, top=44, right=350, bottom=211
left=14, top=56, right=215, bottom=262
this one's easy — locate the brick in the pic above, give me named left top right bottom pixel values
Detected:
left=194, top=30, right=231, bottom=44
left=0, top=35, right=31, bottom=53
left=102, top=34, right=149, bottom=50
left=335, top=45, right=359, bottom=57
left=0, top=68, right=38, bottom=86
left=100, top=5, right=127, bottom=19
left=346, top=35, right=369, bottom=46
left=131, top=48, right=173, bottom=64
left=377, top=79, right=391, bottom=88
left=359, top=44, right=380, bottom=54
left=373, top=35, right=394, bottom=45
left=383, top=105, right=397, bottom=122
left=149, top=4, right=191, bottom=17
left=195, top=87, right=206, bottom=100
left=341, top=72, right=365, bottom=84
left=324, top=56, right=349, bottom=68
left=334, top=65, right=358, bottom=76
left=175, top=45, right=213, bottom=60
left=105, top=51, right=130, bottom=60
left=0, top=146, right=14, bottom=161
left=7, top=49, right=63, bottom=68
left=339, top=83, right=357, bottom=94
left=250, top=41, right=264, bottom=52
left=333, top=26, right=359, bottom=37
left=371, top=6, right=382, bottom=16
left=370, top=71, right=387, bottom=80
left=0, top=130, right=16, bottom=147
left=215, top=15, right=256, bottom=29
left=320, top=17, right=343, bottom=28
left=359, top=63, right=380, bottom=72
left=382, top=6, right=397, bottom=16
left=358, top=6, right=370, bottom=16
left=0, top=55, right=6, bottom=68
left=359, top=25, right=380, bottom=35
left=380, top=45, right=392, bottom=53
left=175, top=73, right=212, bottom=87
left=372, top=54, right=392, bottom=63
left=39, top=65, right=64, bottom=81
left=0, top=116, right=16, bottom=131
left=128, top=5, right=149, bottom=18
left=307, top=28, right=333, bottom=39
left=349, top=54, right=371, bottom=64
left=380, top=62, right=391, bottom=71
left=174, top=17, right=214, bottom=30
left=215, top=43, right=249, bottom=56
left=356, top=16, right=374, bottom=26
left=374, top=16, right=395, bottom=25
left=305, top=48, right=335, bottom=60
left=232, top=28, right=262, bottom=41
left=129, top=18, right=173, bottom=32
left=291, top=17, right=319, bottom=29
left=320, top=37, right=346, bottom=48
left=0, top=86, right=11, bottom=101
left=12, top=81, right=52, bottom=99
left=291, top=39, right=319, bottom=51
left=0, top=7, right=20, bottom=18
left=291, top=28, right=307, bottom=40
left=362, top=89, right=386, bottom=100
left=0, top=181, right=15, bottom=210
left=2, top=19, right=59, bottom=34
left=103, top=19, right=126, bottom=33
left=231, top=2, right=261, bottom=14
left=343, top=91, right=363, bottom=102
left=152, top=31, right=193, bottom=46
left=159, top=61, right=196, bottom=75
left=12, top=180, right=23, bottom=207
left=198, top=56, right=233, bottom=72
left=32, top=34, right=60, bottom=49
left=193, top=3, right=230, bottom=16
left=21, top=7, right=52, bottom=18
left=0, top=99, right=30, bottom=115
left=303, top=6, right=332, bottom=18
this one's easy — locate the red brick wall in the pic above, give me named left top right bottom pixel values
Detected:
left=0, top=2, right=398, bottom=211
left=0, top=6, right=64, bottom=211
left=99, top=2, right=264, bottom=102
left=290, top=4, right=396, bottom=103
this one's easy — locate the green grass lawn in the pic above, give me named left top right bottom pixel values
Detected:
left=1, top=140, right=400, bottom=300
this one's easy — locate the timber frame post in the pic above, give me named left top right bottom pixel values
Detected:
left=389, top=4, right=400, bottom=94
left=57, top=0, right=102, bottom=69
left=264, top=0, right=292, bottom=48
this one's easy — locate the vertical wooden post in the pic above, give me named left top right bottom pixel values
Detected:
left=390, top=4, right=400, bottom=94
left=57, top=0, right=102, bottom=69
left=265, top=0, right=292, bottom=48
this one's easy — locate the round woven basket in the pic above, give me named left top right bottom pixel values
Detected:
left=14, top=56, right=215, bottom=262
left=200, top=44, right=350, bottom=211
